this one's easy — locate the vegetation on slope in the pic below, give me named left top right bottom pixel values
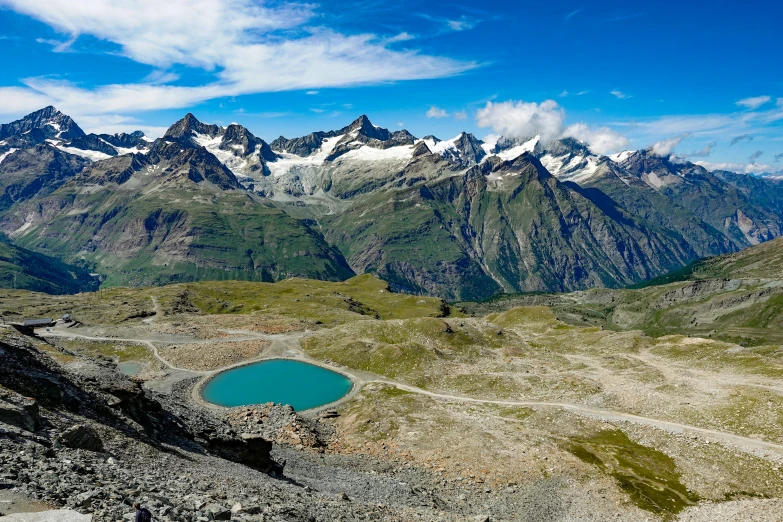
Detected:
left=0, top=237, right=98, bottom=295
left=0, top=274, right=448, bottom=326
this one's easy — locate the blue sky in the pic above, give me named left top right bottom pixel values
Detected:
left=0, top=0, right=782, bottom=173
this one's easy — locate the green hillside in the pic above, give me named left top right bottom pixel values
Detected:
left=0, top=238, right=98, bottom=294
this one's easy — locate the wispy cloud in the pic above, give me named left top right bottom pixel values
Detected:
left=426, top=106, right=449, bottom=119
left=453, top=110, right=467, bottom=121
left=564, top=8, right=583, bottom=20
left=683, top=141, right=717, bottom=158
left=446, top=15, right=480, bottom=31
left=309, top=108, right=325, bottom=114
left=694, top=160, right=776, bottom=175
left=774, top=152, right=783, bottom=162
left=748, top=150, right=764, bottom=164
left=383, top=32, right=415, bottom=44
left=652, top=134, right=690, bottom=156
left=418, top=13, right=483, bottom=34
left=305, top=90, right=319, bottom=95
left=560, top=90, right=589, bottom=97
left=730, top=134, right=753, bottom=146
left=35, top=36, right=77, bottom=53
left=736, top=95, right=772, bottom=110
left=611, top=89, right=632, bottom=99
left=0, top=0, right=477, bottom=119
left=143, top=70, right=180, bottom=85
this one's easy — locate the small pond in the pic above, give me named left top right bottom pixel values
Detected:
left=201, top=359, right=353, bottom=411
left=118, top=362, right=142, bottom=376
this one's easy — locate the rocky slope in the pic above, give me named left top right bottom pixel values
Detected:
left=0, top=329, right=563, bottom=521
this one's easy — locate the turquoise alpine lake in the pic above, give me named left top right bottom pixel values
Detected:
left=201, top=359, right=353, bottom=411
left=118, top=362, right=142, bottom=376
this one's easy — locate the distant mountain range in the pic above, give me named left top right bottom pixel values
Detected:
left=0, top=106, right=781, bottom=299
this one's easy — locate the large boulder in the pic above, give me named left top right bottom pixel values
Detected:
left=58, top=424, right=103, bottom=452
left=0, top=397, right=41, bottom=432
left=205, top=433, right=277, bottom=473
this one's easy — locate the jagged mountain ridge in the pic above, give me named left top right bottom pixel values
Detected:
left=0, top=107, right=782, bottom=298
left=0, top=106, right=151, bottom=162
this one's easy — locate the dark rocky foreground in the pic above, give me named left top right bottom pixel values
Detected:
left=0, top=332, right=557, bottom=522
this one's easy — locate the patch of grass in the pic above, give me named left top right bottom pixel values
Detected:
left=156, top=275, right=450, bottom=326
left=0, top=274, right=450, bottom=327
left=58, top=339, right=153, bottom=363
left=495, top=406, right=534, bottom=421
left=565, top=429, right=699, bottom=517
left=650, top=337, right=783, bottom=379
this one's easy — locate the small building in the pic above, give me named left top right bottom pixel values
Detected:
left=22, top=318, right=56, bottom=328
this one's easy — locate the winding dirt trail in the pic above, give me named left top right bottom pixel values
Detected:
left=142, top=296, right=163, bottom=324
left=40, top=330, right=783, bottom=459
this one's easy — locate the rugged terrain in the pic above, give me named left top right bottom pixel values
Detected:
left=460, top=236, right=783, bottom=347
left=2, top=266, right=783, bottom=521
left=1, top=107, right=782, bottom=298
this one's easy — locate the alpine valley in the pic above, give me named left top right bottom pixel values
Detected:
left=2, top=106, right=782, bottom=299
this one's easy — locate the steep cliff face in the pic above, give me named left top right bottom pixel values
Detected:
left=0, top=144, right=89, bottom=210
left=319, top=154, right=699, bottom=301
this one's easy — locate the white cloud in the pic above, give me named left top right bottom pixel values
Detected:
left=736, top=95, right=772, bottom=110
left=695, top=160, right=776, bottom=175
left=143, top=70, right=180, bottom=85
left=453, top=110, right=468, bottom=121
left=426, top=106, right=449, bottom=119
left=0, top=87, right=52, bottom=116
left=309, top=108, right=325, bottom=114
left=778, top=97, right=783, bottom=108
left=652, top=134, right=689, bottom=156
left=384, top=32, right=415, bottom=44
left=446, top=16, right=478, bottom=31
left=611, top=89, right=632, bottom=99
left=476, top=99, right=565, bottom=144
left=306, top=90, right=319, bottom=95
left=0, top=0, right=476, bottom=118
left=36, top=36, right=76, bottom=53
left=562, top=123, right=629, bottom=154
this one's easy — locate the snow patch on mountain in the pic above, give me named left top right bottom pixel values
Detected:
left=0, top=148, right=18, bottom=165
left=193, top=131, right=254, bottom=175
left=494, top=136, right=540, bottom=161
left=340, top=143, right=416, bottom=162
left=48, top=141, right=112, bottom=162
left=267, top=135, right=344, bottom=178
left=423, top=135, right=460, bottom=155
left=541, top=153, right=602, bottom=184
left=609, top=150, right=635, bottom=163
